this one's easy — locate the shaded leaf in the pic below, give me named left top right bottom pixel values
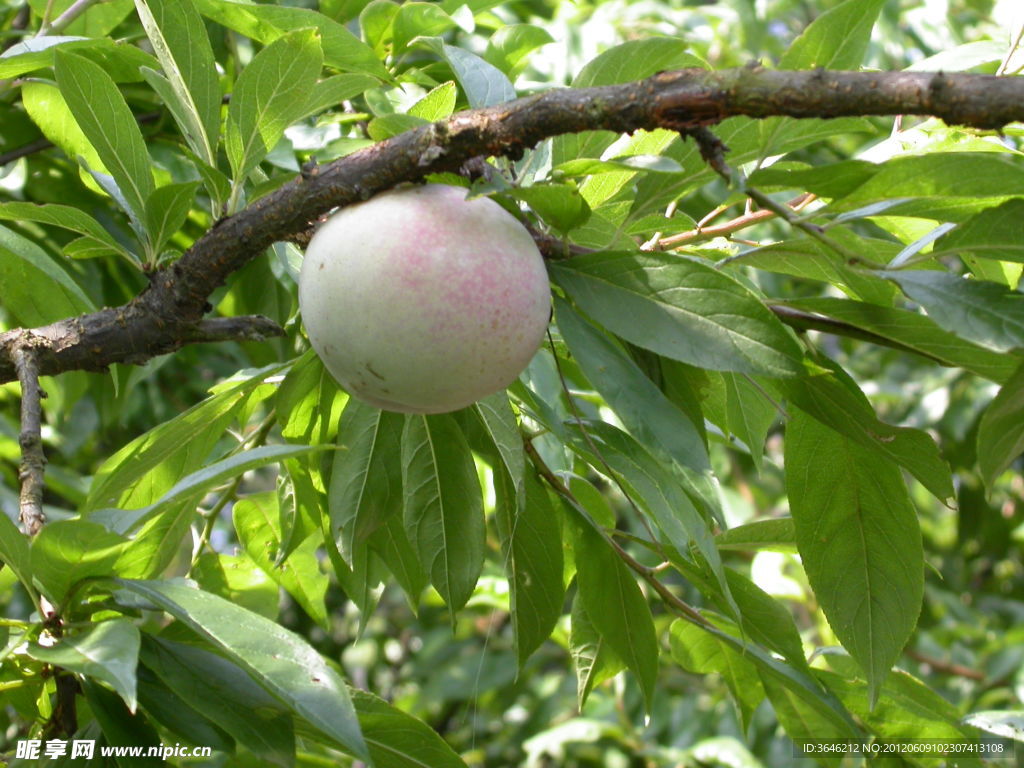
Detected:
left=978, top=361, right=1024, bottom=488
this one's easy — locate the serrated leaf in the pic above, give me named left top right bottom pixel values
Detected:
left=401, top=414, right=484, bottom=611
left=135, top=0, right=220, bottom=164
left=114, top=579, right=369, bottom=761
left=881, top=269, right=1024, bottom=353
left=54, top=49, right=154, bottom=233
left=226, top=28, right=324, bottom=185
left=551, top=251, right=804, bottom=377
left=330, top=398, right=404, bottom=561
left=0, top=224, right=96, bottom=326
left=786, top=408, right=924, bottom=704
left=978, top=361, right=1024, bottom=488
left=27, top=620, right=139, bottom=711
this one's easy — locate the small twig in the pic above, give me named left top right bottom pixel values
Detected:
left=36, top=0, right=100, bottom=37
left=905, top=648, right=985, bottom=681
left=14, top=341, right=46, bottom=537
left=649, top=193, right=816, bottom=251
left=523, top=437, right=710, bottom=627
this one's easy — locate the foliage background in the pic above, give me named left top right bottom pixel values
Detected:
left=1, top=0, right=1023, bottom=766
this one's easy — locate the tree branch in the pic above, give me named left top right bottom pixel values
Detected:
left=2, top=67, right=1024, bottom=383
left=13, top=339, right=45, bottom=536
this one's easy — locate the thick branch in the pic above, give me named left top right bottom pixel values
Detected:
left=1, top=68, right=1023, bottom=383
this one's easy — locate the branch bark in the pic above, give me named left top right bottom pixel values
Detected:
left=2, top=67, right=1023, bottom=383
left=13, top=339, right=46, bottom=536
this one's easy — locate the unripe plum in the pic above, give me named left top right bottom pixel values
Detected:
left=298, top=184, right=551, bottom=413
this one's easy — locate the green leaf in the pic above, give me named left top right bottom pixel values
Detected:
left=832, top=153, right=1024, bottom=217
left=978, top=361, right=1024, bottom=488
left=740, top=232, right=897, bottom=305
left=551, top=251, right=805, bottom=377
left=471, top=391, right=526, bottom=508
left=881, top=269, right=1024, bottom=353
left=83, top=364, right=281, bottom=514
left=234, top=492, right=330, bottom=629
left=392, top=2, right=455, bottom=55
left=0, top=512, right=32, bottom=591
left=511, top=184, right=591, bottom=234
left=555, top=155, right=684, bottom=177
left=0, top=202, right=133, bottom=262
left=569, top=592, right=624, bottom=709
left=785, top=408, right=924, bottom=703
left=195, top=0, right=388, bottom=78
left=408, top=81, right=458, bottom=121
left=277, top=349, right=347, bottom=444
left=84, top=679, right=164, bottom=768
left=572, top=37, right=706, bottom=88
left=570, top=518, right=658, bottom=708
left=781, top=297, right=1020, bottom=383
left=748, top=160, right=879, bottom=199
left=780, top=0, right=886, bottom=69
left=555, top=298, right=711, bottom=478
left=193, top=552, right=279, bottom=619
left=776, top=365, right=954, bottom=502
left=144, top=181, right=200, bottom=256
left=401, top=414, right=484, bottom=611
left=936, top=199, right=1024, bottom=263
left=94, top=444, right=330, bottom=534
left=54, top=49, right=155, bottom=233
left=484, top=25, right=553, bottom=77
left=564, top=421, right=732, bottom=614
left=0, top=37, right=158, bottom=81
left=140, top=635, right=294, bottom=766
left=31, top=520, right=129, bottom=602
left=303, top=73, right=382, bottom=117
left=416, top=38, right=515, bottom=108
left=330, top=398, right=405, bottom=561
left=136, top=666, right=236, bottom=753
left=114, top=579, right=369, bottom=761
left=27, top=620, right=139, bottom=711
left=352, top=688, right=469, bottom=768
left=134, top=0, right=220, bottom=164
left=669, top=617, right=764, bottom=731
left=225, top=28, right=324, bottom=186
left=716, top=517, right=797, bottom=553
left=495, top=471, right=565, bottom=667
left=0, top=225, right=96, bottom=326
